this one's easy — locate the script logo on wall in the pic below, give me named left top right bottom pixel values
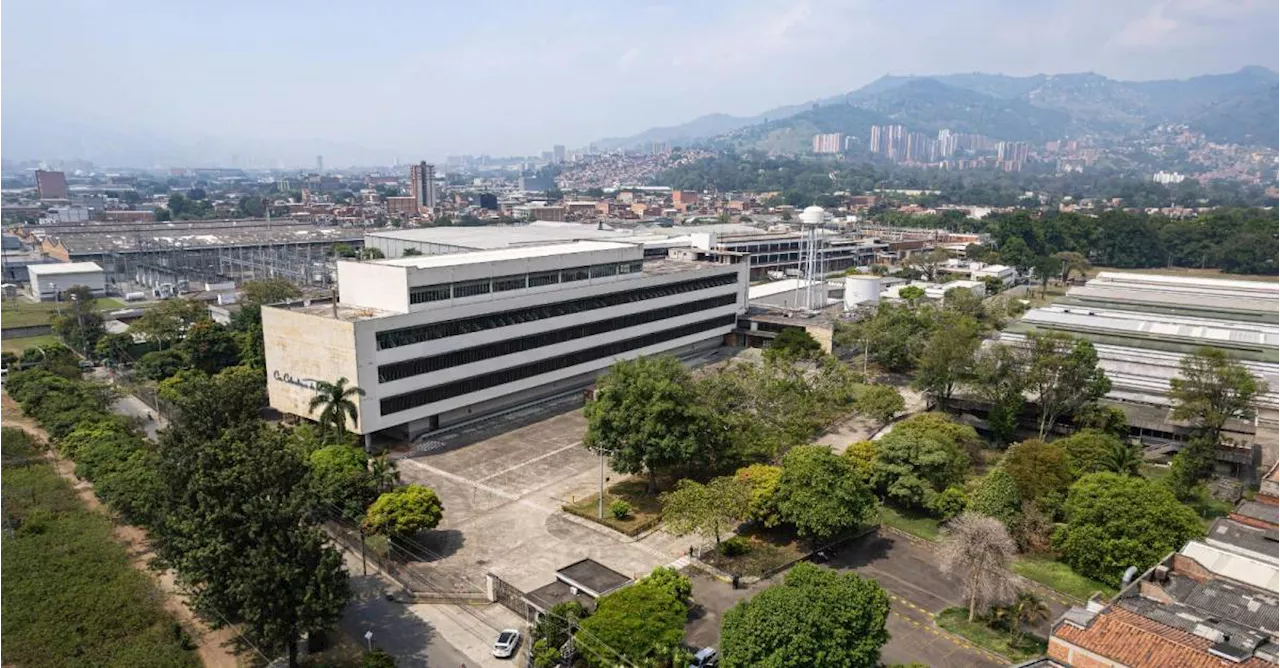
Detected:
left=273, top=370, right=321, bottom=391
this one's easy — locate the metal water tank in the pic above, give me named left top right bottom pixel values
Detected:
left=844, top=275, right=881, bottom=309
left=800, top=205, right=825, bottom=226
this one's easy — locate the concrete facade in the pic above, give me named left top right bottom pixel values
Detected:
left=264, top=241, right=749, bottom=438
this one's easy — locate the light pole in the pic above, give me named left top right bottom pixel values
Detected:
left=598, top=448, right=608, bottom=519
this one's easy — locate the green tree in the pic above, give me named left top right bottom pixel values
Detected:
left=1003, top=439, right=1073, bottom=512
left=153, top=423, right=349, bottom=668
left=308, top=377, right=365, bottom=440
left=1031, top=255, right=1063, bottom=297
left=1025, top=332, right=1110, bottom=438
left=1056, top=429, right=1125, bottom=478
left=1053, top=473, right=1203, bottom=587
left=131, top=298, right=209, bottom=349
left=970, top=343, right=1026, bottom=446
left=870, top=413, right=974, bottom=512
left=998, top=237, right=1034, bottom=275
left=639, top=566, right=692, bottom=606
left=853, top=385, right=904, bottom=426
left=912, top=314, right=979, bottom=411
left=720, top=562, right=890, bottom=668
left=775, top=445, right=877, bottom=542
left=898, top=285, right=926, bottom=303
left=362, top=649, right=397, bottom=668
left=309, top=444, right=378, bottom=521
left=764, top=327, right=823, bottom=364
left=584, top=356, right=728, bottom=493
left=175, top=320, right=239, bottom=375
left=1168, top=348, right=1265, bottom=494
left=401, top=247, right=422, bottom=256
left=531, top=600, right=588, bottom=664
left=361, top=485, right=444, bottom=544
left=94, top=331, right=134, bottom=362
left=1008, top=591, right=1051, bottom=646
left=241, top=278, right=302, bottom=306
left=574, top=580, right=686, bottom=668
left=1053, top=251, right=1090, bottom=283
left=661, top=476, right=749, bottom=546
left=358, top=247, right=385, bottom=260
left=1098, top=439, right=1141, bottom=476
left=967, top=467, right=1021, bottom=526
left=735, top=463, right=783, bottom=527
left=158, top=366, right=267, bottom=441
left=136, top=349, right=187, bottom=381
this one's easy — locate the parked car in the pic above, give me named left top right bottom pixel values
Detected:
left=492, top=629, right=521, bottom=659
left=689, top=647, right=719, bottom=668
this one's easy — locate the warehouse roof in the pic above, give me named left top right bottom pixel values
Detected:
left=367, top=225, right=626, bottom=250
left=27, top=261, right=103, bottom=275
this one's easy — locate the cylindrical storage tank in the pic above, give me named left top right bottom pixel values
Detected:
left=800, top=205, right=825, bottom=226
left=844, top=275, right=881, bottom=310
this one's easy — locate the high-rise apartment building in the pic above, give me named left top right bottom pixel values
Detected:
left=936, top=129, right=957, bottom=158
left=35, top=170, right=69, bottom=200
left=811, top=133, right=844, bottom=154
left=316, top=155, right=324, bottom=174
left=410, top=161, right=437, bottom=213
left=553, top=145, right=566, bottom=164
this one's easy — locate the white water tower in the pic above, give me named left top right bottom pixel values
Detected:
left=844, top=276, right=881, bottom=310
left=791, top=206, right=826, bottom=311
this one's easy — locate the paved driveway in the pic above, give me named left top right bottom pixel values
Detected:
left=391, top=396, right=676, bottom=594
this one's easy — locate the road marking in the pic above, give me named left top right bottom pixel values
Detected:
left=396, top=456, right=521, bottom=502
left=477, top=441, right=582, bottom=482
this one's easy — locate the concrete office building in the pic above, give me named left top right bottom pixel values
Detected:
left=410, top=161, right=437, bottom=213
left=263, top=241, right=748, bottom=442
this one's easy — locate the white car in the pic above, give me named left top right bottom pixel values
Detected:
left=492, top=629, right=521, bottom=659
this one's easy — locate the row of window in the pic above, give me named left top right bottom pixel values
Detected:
left=376, top=271, right=739, bottom=350
left=379, top=313, right=737, bottom=416
left=378, top=293, right=739, bottom=383
left=407, top=260, right=645, bottom=305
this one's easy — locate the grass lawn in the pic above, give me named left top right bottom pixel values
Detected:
left=880, top=504, right=942, bottom=542
left=1011, top=556, right=1116, bottom=602
left=935, top=607, right=1048, bottom=663
left=0, top=334, right=61, bottom=355
left=700, top=524, right=812, bottom=578
left=1, top=427, right=200, bottom=667
left=1, top=297, right=126, bottom=328
left=563, top=478, right=664, bottom=536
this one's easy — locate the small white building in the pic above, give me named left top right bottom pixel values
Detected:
left=26, top=262, right=106, bottom=301
left=925, top=280, right=985, bottom=301
left=973, top=264, right=1016, bottom=286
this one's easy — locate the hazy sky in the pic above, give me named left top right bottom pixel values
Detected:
left=3, top=0, right=1277, bottom=167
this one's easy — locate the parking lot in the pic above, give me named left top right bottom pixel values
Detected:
left=391, top=394, right=677, bottom=593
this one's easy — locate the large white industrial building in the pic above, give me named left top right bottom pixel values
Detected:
left=263, top=240, right=748, bottom=442
left=26, top=261, right=106, bottom=301
left=999, top=271, right=1280, bottom=478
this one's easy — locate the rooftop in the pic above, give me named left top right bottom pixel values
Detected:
left=371, top=240, right=635, bottom=269
left=366, top=224, right=626, bottom=250
left=1233, top=500, right=1280, bottom=527
left=553, top=558, right=630, bottom=598
left=1055, top=606, right=1274, bottom=668
left=1206, top=518, right=1280, bottom=564
left=27, top=261, right=103, bottom=275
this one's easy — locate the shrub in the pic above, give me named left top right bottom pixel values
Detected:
left=721, top=536, right=750, bottom=557
left=610, top=499, right=632, bottom=520
left=928, top=485, right=968, bottom=520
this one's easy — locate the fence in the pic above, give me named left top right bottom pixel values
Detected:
left=324, top=519, right=486, bottom=603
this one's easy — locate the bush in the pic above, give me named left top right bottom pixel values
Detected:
left=870, top=414, right=972, bottom=510
left=928, top=485, right=968, bottom=520
left=721, top=536, right=750, bottom=557
left=610, top=499, right=632, bottom=520
left=362, top=485, right=445, bottom=542
left=735, top=464, right=783, bottom=527
left=1053, top=473, right=1203, bottom=587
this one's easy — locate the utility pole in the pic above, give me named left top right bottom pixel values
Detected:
left=598, top=450, right=606, bottom=519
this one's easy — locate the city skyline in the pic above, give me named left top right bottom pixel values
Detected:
left=3, top=0, right=1278, bottom=167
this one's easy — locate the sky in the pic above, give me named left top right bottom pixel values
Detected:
left=3, top=0, right=1277, bottom=167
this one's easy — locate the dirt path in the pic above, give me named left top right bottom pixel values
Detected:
left=2, top=394, right=243, bottom=668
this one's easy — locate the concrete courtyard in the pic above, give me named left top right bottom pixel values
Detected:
left=390, top=394, right=684, bottom=595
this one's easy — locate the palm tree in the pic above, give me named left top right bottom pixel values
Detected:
left=1010, top=591, right=1050, bottom=646
left=1099, top=440, right=1141, bottom=476
left=308, top=377, right=365, bottom=440
left=368, top=456, right=401, bottom=494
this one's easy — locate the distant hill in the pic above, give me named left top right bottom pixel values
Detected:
left=1186, top=85, right=1280, bottom=148
left=596, top=67, right=1279, bottom=151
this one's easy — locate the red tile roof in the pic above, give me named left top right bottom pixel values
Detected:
left=1053, top=607, right=1272, bottom=668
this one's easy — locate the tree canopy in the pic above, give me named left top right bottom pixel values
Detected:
left=362, top=485, right=445, bottom=542
left=573, top=579, right=687, bottom=668
left=1053, top=473, right=1203, bottom=587
left=720, top=562, right=890, bottom=668
left=1025, top=332, right=1110, bottom=438
left=775, top=445, right=877, bottom=542
left=870, top=413, right=974, bottom=511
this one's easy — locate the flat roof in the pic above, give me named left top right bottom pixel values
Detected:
left=371, top=240, right=636, bottom=269
left=1093, top=271, right=1280, bottom=295
left=749, top=278, right=825, bottom=299
left=554, top=558, right=630, bottom=597
left=367, top=225, right=626, bottom=250
left=27, top=261, right=103, bottom=275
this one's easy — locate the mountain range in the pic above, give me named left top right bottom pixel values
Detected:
left=596, top=67, right=1280, bottom=152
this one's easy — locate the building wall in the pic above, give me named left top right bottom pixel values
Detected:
left=28, top=269, right=105, bottom=300
left=1048, top=637, right=1118, bottom=668
left=262, top=306, right=361, bottom=430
